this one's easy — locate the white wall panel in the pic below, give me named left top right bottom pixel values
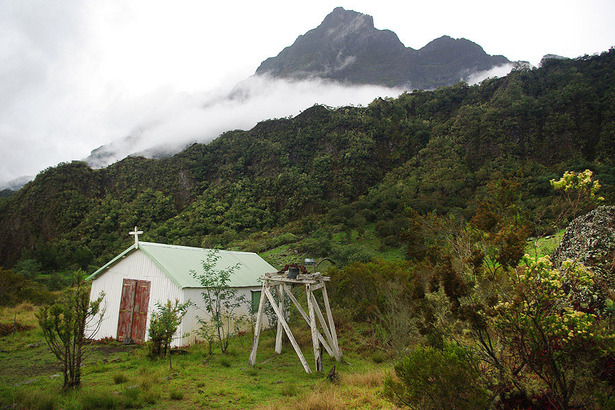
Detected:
left=88, top=250, right=265, bottom=347
left=88, top=250, right=181, bottom=342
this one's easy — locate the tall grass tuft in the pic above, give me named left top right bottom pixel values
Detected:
left=279, top=381, right=298, bottom=397
left=76, top=389, right=117, bottom=410
left=341, top=370, right=385, bottom=388
left=218, top=356, right=231, bottom=367
left=18, top=390, right=56, bottom=410
left=170, top=389, right=184, bottom=400
left=113, top=373, right=128, bottom=384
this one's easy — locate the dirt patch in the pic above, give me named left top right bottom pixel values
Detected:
left=90, top=340, right=141, bottom=355
left=0, top=322, right=33, bottom=337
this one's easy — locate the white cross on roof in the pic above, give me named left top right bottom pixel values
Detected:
left=129, top=226, right=144, bottom=249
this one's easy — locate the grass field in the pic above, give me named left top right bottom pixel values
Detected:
left=525, top=230, right=565, bottom=259
left=0, top=303, right=396, bottom=409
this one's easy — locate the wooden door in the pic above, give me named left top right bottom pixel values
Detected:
left=117, top=279, right=151, bottom=343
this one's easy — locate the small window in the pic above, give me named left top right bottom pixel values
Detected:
left=251, top=290, right=261, bottom=314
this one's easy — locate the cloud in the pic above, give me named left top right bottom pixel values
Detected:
left=0, top=0, right=525, bottom=189
left=84, top=76, right=406, bottom=168
left=466, top=64, right=515, bottom=85
left=0, top=1, right=405, bottom=189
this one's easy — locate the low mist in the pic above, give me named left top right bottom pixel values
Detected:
left=83, top=76, right=408, bottom=168
left=1, top=69, right=512, bottom=189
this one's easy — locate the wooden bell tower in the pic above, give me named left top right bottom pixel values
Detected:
left=248, top=270, right=342, bottom=373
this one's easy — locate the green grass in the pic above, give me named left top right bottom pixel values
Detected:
left=0, top=306, right=394, bottom=409
left=526, top=230, right=565, bottom=258
left=261, top=223, right=405, bottom=271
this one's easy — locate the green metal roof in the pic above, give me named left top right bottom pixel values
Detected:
left=86, top=242, right=275, bottom=289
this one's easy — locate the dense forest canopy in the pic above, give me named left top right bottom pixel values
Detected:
left=1, top=49, right=615, bottom=272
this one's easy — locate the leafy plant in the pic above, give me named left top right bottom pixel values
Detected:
left=148, top=299, right=190, bottom=359
left=384, top=343, right=490, bottom=409
left=191, top=250, right=247, bottom=354
left=492, top=255, right=614, bottom=408
left=36, top=272, right=105, bottom=390
left=550, top=168, right=605, bottom=227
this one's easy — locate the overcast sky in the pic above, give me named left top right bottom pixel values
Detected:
left=1, top=0, right=614, bottom=188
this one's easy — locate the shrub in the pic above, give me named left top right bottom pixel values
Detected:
left=492, top=255, right=615, bottom=408
left=37, top=273, right=105, bottom=390
left=371, top=351, right=386, bottom=363
left=271, top=232, right=299, bottom=247
left=148, top=299, right=189, bottom=359
left=218, top=356, right=231, bottom=368
left=329, top=260, right=413, bottom=321
left=384, top=343, right=490, bottom=409
left=0, top=268, right=55, bottom=306
left=113, top=373, right=128, bottom=384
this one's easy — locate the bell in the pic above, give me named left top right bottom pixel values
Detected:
left=287, top=266, right=300, bottom=279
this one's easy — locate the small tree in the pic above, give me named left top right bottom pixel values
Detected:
left=550, top=169, right=604, bottom=224
left=384, top=343, right=490, bottom=409
left=190, top=250, right=246, bottom=354
left=493, top=255, right=614, bottom=408
left=37, top=272, right=104, bottom=390
left=148, top=299, right=190, bottom=359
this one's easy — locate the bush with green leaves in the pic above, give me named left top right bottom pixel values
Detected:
left=384, top=343, right=490, bottom=409
left=190, top=249, right=246, bottom=354
left=37, top=272, right=105, bottom=390
left=492, top=255, right=615, bottom=408
left=148, top=299, right=190, bottom=358
left=329, top=259, right=414, bottom=321
left=0, top=267, right=55, bottom=306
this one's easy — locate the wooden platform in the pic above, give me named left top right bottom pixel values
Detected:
left=248, top=272, right=342, bottom=373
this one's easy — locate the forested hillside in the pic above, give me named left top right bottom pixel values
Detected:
left=1, top=49, right=615, bottom=272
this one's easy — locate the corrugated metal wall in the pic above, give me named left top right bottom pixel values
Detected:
left=182, top=287, right=261, bottom=346
left=88, top=250, right=183, bottom=344
left=89, top=250, right=265, bottom=347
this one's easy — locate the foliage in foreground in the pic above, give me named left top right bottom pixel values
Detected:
left=191, top=249, right=247, bottom=354
left=384, top=343, right=490, bottom=409
left=337, top=171, right=615, bottom=408
left=36, top=273, right=104, bottom=390
left=491, top=256, right=614, bottom=408
left=148, top=299, right=189, bottom=359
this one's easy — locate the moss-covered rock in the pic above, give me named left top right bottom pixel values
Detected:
left=552, top=205, right=615, bottom=291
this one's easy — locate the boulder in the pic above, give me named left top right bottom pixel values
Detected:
left=552, top=206, right=615, bottom=290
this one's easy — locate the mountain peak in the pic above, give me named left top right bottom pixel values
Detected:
left=255, top=8, right=510, bottom=89
left=320, top=7, right=374, bottom=32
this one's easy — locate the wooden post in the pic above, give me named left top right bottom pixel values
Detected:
left=248, top=282, right=268, bottom=367
left=321, top=284, right=341, bottom=360
left=285, top=285, right=335, bottom=356
left=310, top=292, right=339, bottom=361
left=275, top=284, right=285, bottom=354
left=248, top=272, right=341, bottom=373
left=306, top=284, right=322, bottom=372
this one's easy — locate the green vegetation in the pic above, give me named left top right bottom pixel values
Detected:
left=1, top=50, right=615, bottom=276
left=1, top=48, right=615, bottom=408
left=0, top=305, right=393, bottom=409
left=36, top=274, right=105, bottom=390
left=191, top=250, right=247, bottom=354
left=384, top=343, right=490, bottom=409
left=147, top=299, right=189, bottom=359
